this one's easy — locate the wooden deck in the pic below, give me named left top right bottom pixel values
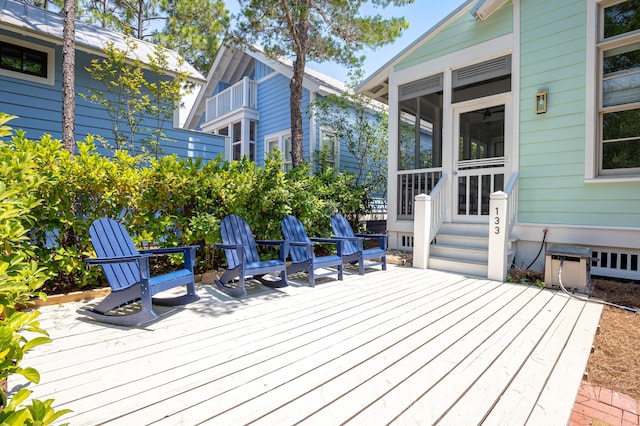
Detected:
left=12, top=265, right=602, bottom=425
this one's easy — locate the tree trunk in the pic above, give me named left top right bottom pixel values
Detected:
left=289, top=2, right=310, bottom=168
left=62, top=0, right=75, bottom=155
left=289, top=57, right=305, bottom=168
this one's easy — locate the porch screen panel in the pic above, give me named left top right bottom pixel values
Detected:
left=397, top=74, right=444, bottom=219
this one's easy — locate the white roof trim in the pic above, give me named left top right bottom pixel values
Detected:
left=472, top=0, right=510, bottom=21
left=356, top=0, right=476, bottom=102
left=185, top=42, right=347, bottom=129
left=0, top=0, right=204, bottom=82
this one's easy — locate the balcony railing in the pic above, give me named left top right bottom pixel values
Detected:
left=205, top=76, right=257, bottom=122
left=397, top=168, right=443, bottom=219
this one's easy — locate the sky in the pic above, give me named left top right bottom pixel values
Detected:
left=225, top=1, right=468, bottom=83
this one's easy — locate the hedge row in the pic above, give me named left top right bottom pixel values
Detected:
left=1, top=125, right=371, bottom=294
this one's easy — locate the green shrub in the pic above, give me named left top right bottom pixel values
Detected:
left=2, top=117, right=374, bottom=291
left=0, top=113, right=71, bottom=424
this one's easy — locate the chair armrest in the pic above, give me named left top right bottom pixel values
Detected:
left=215, top=243, right=245, bottom=251
left=354, top=233, right=387, bottom=239
left=255, top=240, right=286, bottom=246
left=331, top=236, right=363, bottom=241
left=310, top=238, right=344, bottom=256
left=289, top=241, right=312, bottom=247
left=310, top=237, right=341, bottom=244
left=255, top=240, right=289, bottom=261
left=139, top=245, right=200, bottom=255
left=354, top=233, right=388, bottom=250
left=84, top=254, right=148, bottom=265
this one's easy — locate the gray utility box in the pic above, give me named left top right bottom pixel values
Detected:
left=544, top=244, right=592, bottom=293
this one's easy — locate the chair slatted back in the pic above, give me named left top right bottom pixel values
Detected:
left=220, top=215, right=261, bottom=268
left=89, top=217, right=140, bottom=290
left=331, top=214, right=359, bottom=255
left=281, top=215, right=311, bottom=263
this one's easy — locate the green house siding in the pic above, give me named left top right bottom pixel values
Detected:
left=519, top=0, right=639, bottom=227
left=395, top=1, right=513, bottom=72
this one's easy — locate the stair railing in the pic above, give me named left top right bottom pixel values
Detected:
left=413, top=173, right=448, bottom=269
left=488, top=173, right=518, bottom=281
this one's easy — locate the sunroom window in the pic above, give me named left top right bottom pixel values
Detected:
left=598, top=0, right=640, bottom=175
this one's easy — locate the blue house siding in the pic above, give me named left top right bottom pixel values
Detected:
left=0, top=29, right=224, bottom=160
left=254, top=61, right=274, bottom=80
left=255, top=72, right=296, bottom=165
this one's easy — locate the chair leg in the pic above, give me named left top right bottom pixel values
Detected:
left=359, top=253, right=365, bottom=275
left=308, top=264, right=315, bottom=287
left=83, top=308, right=158, bottom=327
left=337, top=263, right=344, bottom=281
left=91, top=285, right=141, bottom=314
left=215, top=267, right=247, bottom=297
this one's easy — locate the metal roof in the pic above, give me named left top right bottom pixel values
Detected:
left=0, top=0, right=205, bottom=82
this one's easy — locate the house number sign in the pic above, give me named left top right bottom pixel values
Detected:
left=494, top=207, right=501, bottom=235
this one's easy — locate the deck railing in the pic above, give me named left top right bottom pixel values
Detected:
left=488, top=172, right=518, bottom=281
left=397, top=168, right=443, bottom=220
left=205, top=77, right=258, bottom=122
left=412, top=173, right=448, bottom=269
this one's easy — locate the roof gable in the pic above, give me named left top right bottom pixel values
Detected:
left=184, top=43, right=347, bottom=129
left=357, top=0, right=513, bottom=103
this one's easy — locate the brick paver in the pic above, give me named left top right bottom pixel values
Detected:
left=569, top=381, right=640, bottom=426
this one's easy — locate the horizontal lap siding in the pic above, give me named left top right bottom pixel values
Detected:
left=395, top=1, right=513, bottom=72
left=518, top=0, right=639, bottom=227
left=0, top=31, right=224, bottom=160
left=255, top=70, right=312, bottom=166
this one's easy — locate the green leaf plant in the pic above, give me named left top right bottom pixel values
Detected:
left=0, top=114, right=72, bottom=424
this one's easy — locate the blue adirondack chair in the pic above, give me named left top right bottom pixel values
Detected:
left=281, top=215, right=344, bottom=287
left=84, top=217, right=200, bottom=326
left=331, top=213, right=388, bottom=275
left=215, top=214, right=289, bottom=297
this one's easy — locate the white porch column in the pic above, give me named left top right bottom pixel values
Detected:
left=413, top=193, right=431, bottom=269
left=488, top=190, right=508, bottom=281
left=242, top=76, right=250, bottom=107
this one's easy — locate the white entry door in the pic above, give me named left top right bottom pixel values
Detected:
left=453, top=96, right=511, bottom=222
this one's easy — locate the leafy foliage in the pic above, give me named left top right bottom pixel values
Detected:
left=2, top=115, right=370, bottom=292
left=152, top=0, right=229, bottom=73
left=313, top=70, right=388, bottom=201
left=0, top=113, right=71, bottom=425
left=231, top=0, right=412, bottom=167
left=81, top=39, right=190, bottom=158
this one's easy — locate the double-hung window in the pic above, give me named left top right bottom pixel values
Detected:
left=598, top=0, right=640, bottom=176
left=318, top=127, right=339, bottom=168
left=265, top=130, right=292, bottom=171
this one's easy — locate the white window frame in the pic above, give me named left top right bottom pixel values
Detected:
left=586, top=0, right=640, bottom=181
left=0, top=35, right=55, bottom=86
left=318, top=126, right=340, bottom=169
left=264, top=129, right=292, bottom=170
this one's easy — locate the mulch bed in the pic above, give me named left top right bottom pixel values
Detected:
left=586, top=279, right=640, bottom=400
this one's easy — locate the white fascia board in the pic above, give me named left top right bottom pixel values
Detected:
left=356, top=0, right=475, bottom=97
left=472, top=0, right=510, bottom=21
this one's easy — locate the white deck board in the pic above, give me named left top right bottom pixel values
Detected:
left=11, top=265, right=602, bottom=425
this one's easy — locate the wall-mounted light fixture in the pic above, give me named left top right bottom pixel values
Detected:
left=536, top=89, right=548, bottom=114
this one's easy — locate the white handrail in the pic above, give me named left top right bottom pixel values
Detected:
left=413, top=173, right=448, bottom=269
left=429, top=173, right=448, bottom=238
